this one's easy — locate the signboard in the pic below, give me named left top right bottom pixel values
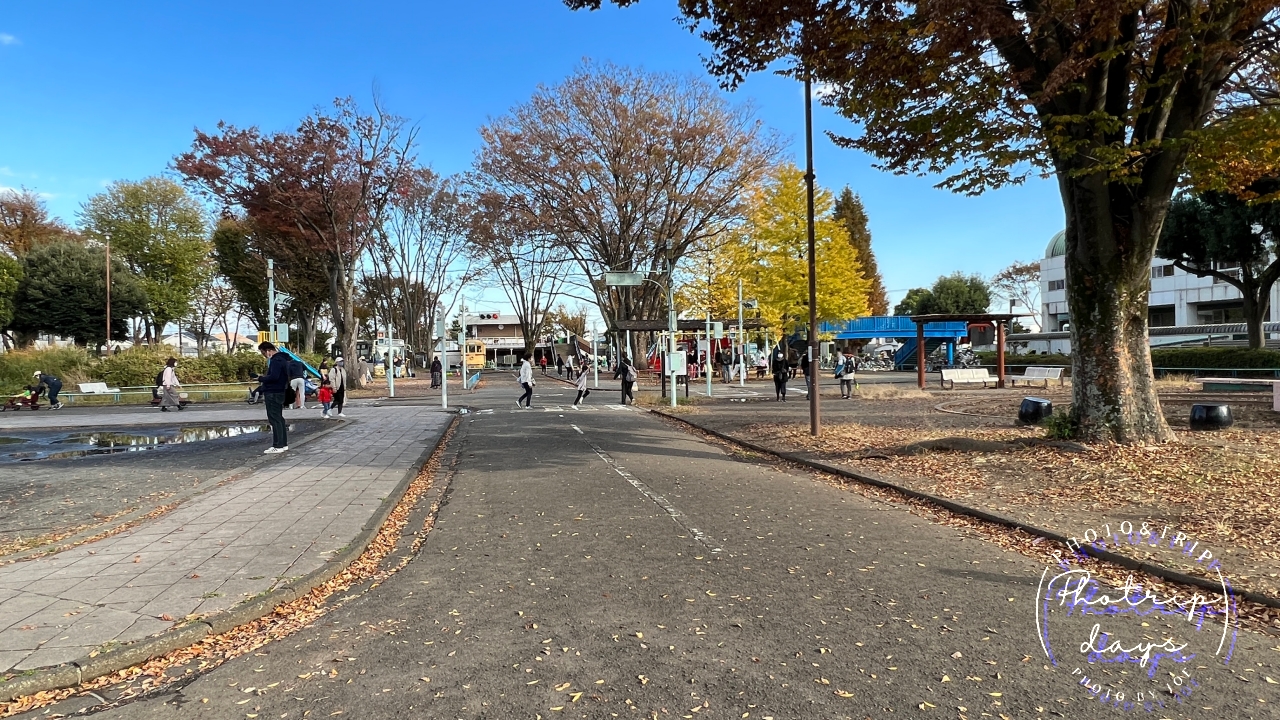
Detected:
left=604, top=271, right=645, bottom=287
left=713, top=322, right=724, bottom=339
left=273, top=323, right=290, bottom=342
left=666, top=351, right=687, bottom=376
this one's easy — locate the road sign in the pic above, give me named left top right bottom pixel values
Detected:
left=713, top=322, right=724, bottom=339
left=604, top=272, right=644, bottom=287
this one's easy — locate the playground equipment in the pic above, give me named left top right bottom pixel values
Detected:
left=819, top=317, right=969, bottom=370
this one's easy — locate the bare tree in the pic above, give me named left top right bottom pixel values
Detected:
left=177, top=97, right=418, bottom=383
left=990, top=261, right=1042, bottom=331
left=366, top=168, right=474, bottom=355
left=472, top=61, right=782, bottom=346
left=468, top=193, right=571, bottom=358
left=185, top=272, right=234, bottom=357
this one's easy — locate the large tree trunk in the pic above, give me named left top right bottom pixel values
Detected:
left=1242, top=289, right=1264, bottom=351
left=1062, top=175, right=1175, bottom=444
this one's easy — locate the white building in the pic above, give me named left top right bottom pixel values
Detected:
left=1038, top=230, right=1280, bottom=354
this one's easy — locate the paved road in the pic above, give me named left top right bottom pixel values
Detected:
left=31, top=383, right=1280, bottom=718
left=0, top=406, right=449, bottom=673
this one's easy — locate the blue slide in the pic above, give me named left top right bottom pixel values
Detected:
left=278, top=347, right=322, bottom=379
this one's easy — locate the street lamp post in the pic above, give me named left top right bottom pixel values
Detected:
left=104, top=235, right=111, bottom=354
left=803, top=74, right=821, bottom=437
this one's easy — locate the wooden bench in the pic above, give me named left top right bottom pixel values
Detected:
left=940, top=367, right=997, bottom=389
left=1198, top=377, right=1280, bottom=412
left=1011, top=366, right=1065, bottom=388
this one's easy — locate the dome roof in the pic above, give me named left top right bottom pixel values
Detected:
left=1045, top=230, right=1066, bottom=258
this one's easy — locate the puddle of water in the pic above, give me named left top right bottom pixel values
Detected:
left=2, top=424, right=292, bottom=462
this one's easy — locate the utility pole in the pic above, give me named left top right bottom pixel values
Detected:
left=386, top=317, right=395, bottom=398
left=667, top=263, right=677, bottom=409
left=460, top=302, right=468, bottom=391
left=267, top=259, right=276, bottom=343
left=738, top=278, right=745, bottom=387
left=437, top=319, right=448, bottom=410
left=592, top=321, right=599, bottom=389
left=104, top=236, right=111, bottom=354
left=705, top=312, right=713, bottom=397
left=803, top=74, right=821, bottom=437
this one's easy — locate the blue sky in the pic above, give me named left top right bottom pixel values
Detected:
left=0, top=0, right=1064, bottom=311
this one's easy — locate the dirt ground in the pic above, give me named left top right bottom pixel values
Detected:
left=688, top=384, right=1280, bottom=601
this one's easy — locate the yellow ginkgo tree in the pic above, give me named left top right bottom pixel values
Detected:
left=737, top=163, right=871, bottom=338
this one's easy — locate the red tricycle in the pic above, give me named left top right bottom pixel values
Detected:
left=2, top=387, right=45, bottom=411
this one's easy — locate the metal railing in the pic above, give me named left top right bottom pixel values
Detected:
left=60, top=382, right=256, bottom=405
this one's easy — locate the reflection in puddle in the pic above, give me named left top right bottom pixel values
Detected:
left=2, top=424, right=292, bottom=462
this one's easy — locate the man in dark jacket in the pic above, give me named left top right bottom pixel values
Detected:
left=257, top=342, right=291, bottom=454
left=32, top=371, right=64, bottom=409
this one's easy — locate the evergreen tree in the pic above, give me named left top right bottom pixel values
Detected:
left=10, top=241, right=148, bottom=347
left=833, top=188, right=888, bottom=315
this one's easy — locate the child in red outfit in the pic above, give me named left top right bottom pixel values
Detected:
left=318, top=379, right=335, bottom=419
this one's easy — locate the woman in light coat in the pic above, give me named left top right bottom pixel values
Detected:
left=160, top=357, right=183, bottom=411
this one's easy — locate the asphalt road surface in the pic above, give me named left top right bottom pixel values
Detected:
left=73, top=382, right=1279, bottom=719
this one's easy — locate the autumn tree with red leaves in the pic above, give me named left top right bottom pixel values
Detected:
left=176, top=98, right=417, bottom=380
left=569, top=0, right=1280, bottom=443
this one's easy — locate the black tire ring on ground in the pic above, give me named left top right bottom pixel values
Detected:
left=0, top=414, right=459, bottom=704
left=650, top=408, right=1280, bottom=611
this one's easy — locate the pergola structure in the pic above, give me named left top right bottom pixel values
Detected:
left=908, top=313, right=1033, bottom=389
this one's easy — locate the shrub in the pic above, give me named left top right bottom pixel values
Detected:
left=1150, top=347, right=1280, bottom=371
left=976, top=352, right=1071, bottom=367
left=0, top=346, right=96, bottom=393
left=97, top=347, right=171, bottom=387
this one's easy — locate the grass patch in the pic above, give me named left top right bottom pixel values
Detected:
left=852, top=384, right=931, bottom=400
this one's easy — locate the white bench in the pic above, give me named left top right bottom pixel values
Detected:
left=1011, top=366, right=1065, bottom=388
left=940, top=367, right=997, bottom=389
left=77, top=382, right=121, bottom=394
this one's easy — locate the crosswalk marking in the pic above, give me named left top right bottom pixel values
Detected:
left=500, top=404, right=636, bottom=414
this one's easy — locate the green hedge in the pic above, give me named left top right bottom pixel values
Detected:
left=1149, top=347, right=1280, bottom=370
left=0, top=346, right=267, bottom=393
left=0, top=347, right=97, bottom=392
left=978, top=348, right=1280, bottom=372
left=977, top=352, right=1071, bottom=367
left=97, top=348, right=266, bottom=386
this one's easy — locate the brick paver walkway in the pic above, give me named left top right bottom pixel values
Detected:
left=0, top=406, right=449, bottom=672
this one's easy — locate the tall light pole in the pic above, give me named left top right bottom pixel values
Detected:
left=803, top=74, right=821, bottom=437
left=104, top=235, right=111, bottom=354
left=737, top=278, right=745, bottom=387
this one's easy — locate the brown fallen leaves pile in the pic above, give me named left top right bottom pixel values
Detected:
left=740, top=419, right=1280, bottom=602
left=0, top=420, right=457, bottom=718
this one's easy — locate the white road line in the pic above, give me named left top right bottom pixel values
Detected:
left=579, top=435, right=722, bottom=555
left=570, top=424, right=584, bottom=434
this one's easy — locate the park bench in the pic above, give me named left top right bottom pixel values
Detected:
left=940, top=367, right=998, bottom=389
left=77, top=382, right=121, bottom=394
left=1010, top=366, right=1065, bottom=388
left=1198, top=377, right=1280, bottom=412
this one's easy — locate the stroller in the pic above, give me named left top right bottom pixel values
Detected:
left=2, top=386, right=45, bottom=411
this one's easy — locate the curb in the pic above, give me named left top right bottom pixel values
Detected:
left=651, top=409, right=1280, bottom=610
left=0, top=414, right=458, bottom=704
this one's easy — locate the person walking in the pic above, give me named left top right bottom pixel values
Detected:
left=31, top=371, right=64, bottom=409
left=288, top=354, right=307, bottom=409
left=800, top=353, right=813, bottom=393
left=756, top=353, right=768, bottom=379
left=556, top=355, right=564, bottom=378
left=771, top=344, right=789, bottom=401
left=572, top=365, right=591, bottom=408
left=431, top=356, right=443, bottom=389
left=159, top=358, right=183, bottom=411
left=330, top=357, right=348, bottom=418
left=834, top=350, right=852, bottom=399
left=257, top=342, right=290, bottom=453
left=540, top=355, right=548, bottom=375
left=843, top=353, right=859, bottom=397
left=619, top=355, right=637, bottom=405
left=318, top=378, right=334, bottom=419
left=517, top=354, right=535, bottom=409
